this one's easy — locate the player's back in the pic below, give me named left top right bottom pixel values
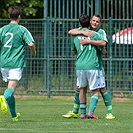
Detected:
left=72, top=28, right=101, bottom=70
left=0, top=23, right=32, bottom=68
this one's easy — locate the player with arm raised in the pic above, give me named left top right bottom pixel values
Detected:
left=62, top=14, right=115, bottom=119
left=66, top=14, right=106, bottom=119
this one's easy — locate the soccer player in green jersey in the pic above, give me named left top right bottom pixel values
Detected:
left=0, top=6, right=36, bottom=122
left=62, top=14, right=115, bottom=119
left=67, top=14, right=106, bottom=119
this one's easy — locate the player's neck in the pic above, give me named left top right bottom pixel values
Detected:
left=10, top=20, right=19, bottom=24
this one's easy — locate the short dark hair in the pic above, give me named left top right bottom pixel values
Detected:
left=92, top=14, right=102, bottom=22
left=8, top=6, right=22, bottom=20
left=79, top=14, right=90, bottom=28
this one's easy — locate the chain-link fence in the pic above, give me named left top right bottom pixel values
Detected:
left=0, top=18, right=132, bottom=98
left=0, top=0, right=133, bottom=97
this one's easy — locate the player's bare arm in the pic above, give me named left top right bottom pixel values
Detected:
left=28, top=42, right=36, bottom=56
left=68, top=29, right=93, bottom=37
left=80, top=38, right=106, bottom=47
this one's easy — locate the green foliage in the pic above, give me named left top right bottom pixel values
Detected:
left=0, top=0, right=43, bottom=19
left=0, top=97, right=132, bottom=133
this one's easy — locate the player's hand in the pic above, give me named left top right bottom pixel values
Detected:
left=32, top=50, right=36, bottom=56
left=80, top=38, right=90, bottom=45
left=101, top=48, right=107, bottom=55
left=82, top=30, right=94, bottom=37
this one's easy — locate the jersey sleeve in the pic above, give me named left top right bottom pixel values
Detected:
left=71, top=35, right=76, bottom=51
left=97, top=29, right=108, bottom=51
left=89, top=31, right=104, bottom=51
left=0, top=27, right=3, bottom=43
left=21, top=26, right=35, bottom=45
left=89, top=30, right=101, bottom=40
left=99, top=29, right=108, bottom=43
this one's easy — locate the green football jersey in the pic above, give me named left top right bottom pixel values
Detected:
left=71, top=27, right=101, bottom=70
left=96, top=29, right=108, bottom=69
left=0, top=23, right=34, bottom=68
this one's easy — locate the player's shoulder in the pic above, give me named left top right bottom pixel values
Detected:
left=97, top=28, right=106, bottom=34
left=0, top=24, right=10, bottom=33
left=90, top=30, right=100, bottom=36
left=0, top=24, right=9, bottom=29
left=19, top=25, right=28, bottom=31
left=0, top=26, right=4, bottom=31
left=75, top=27, right=82, bottom=30
left=97, top=28, right=105, bottom=31
left=18, top=25, right=32, bottom=34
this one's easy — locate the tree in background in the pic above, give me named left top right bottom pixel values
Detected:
left=0, top=0, right=43, bottom=19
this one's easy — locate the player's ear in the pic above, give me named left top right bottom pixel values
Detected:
left=99, top=22, right=101, bottom=26
left=18, top=15, right=21, bottom=19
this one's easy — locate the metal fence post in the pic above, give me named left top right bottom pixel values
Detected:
left=46, top=18, right=51, bottom=98
left=44, top=0, right=51, bottom=98
left=44, top=0, right=48, bottom=18
left=95, top=0, right=101, bottom=14
left=109, top=17, right=113, bottom=96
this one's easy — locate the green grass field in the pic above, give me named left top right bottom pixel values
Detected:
left=0, top=96, right=132, bottom=133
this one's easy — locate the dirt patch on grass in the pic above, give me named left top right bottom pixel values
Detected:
left=113, top=98, right=132, bottom=101
left=15, top=95, right=132, bottom=101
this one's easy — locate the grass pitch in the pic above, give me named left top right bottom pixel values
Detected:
left=0, top=96, right=132, bottom=133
